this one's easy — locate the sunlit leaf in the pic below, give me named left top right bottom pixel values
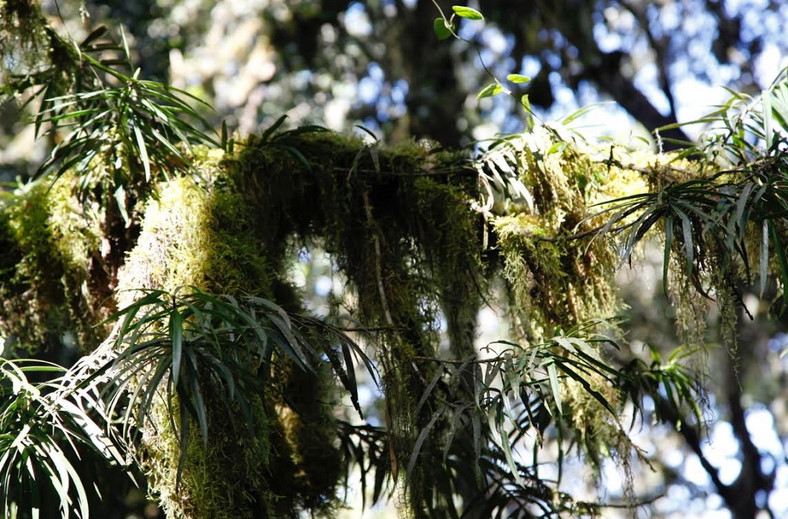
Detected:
left=507, top=74, right=530, bottom=84
left=452, top=6, right=484, bottom=20
left=477, top=83, right=503, bottom=99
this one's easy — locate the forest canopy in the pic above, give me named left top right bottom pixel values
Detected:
left=0, top=2, right=787, bottom=519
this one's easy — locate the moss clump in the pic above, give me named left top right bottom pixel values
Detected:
left=0, top=0, right=50, bottom=82
left=0, top=175, right=105, bottom=352
left=117, top=175, right=273, bottom=299
left=138, top=391, right=283, bottom=519
left=117, top=171, right=284, bottom=517
left=1, top=0, right=80, bottom=111
left=560, top=371, right=634, bottom=485
left=494, top=215, right=568, bottom=338
left=490, top=127, right=624, bottom=339
left=116, top=142, right=355, bottom=518
left=277, top=360, right=342, bottom=512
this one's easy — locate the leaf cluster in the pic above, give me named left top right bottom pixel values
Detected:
left=597, top=70, right=788, bottom=311
left=336, top=421, right=392, bottom=510
left=397, top=321, right=703, bottom=517
left=0, top=359, right=123, bottom=519
left=2, top=19, right=219, bottom=224
left=0, top=284, right=376, bottom=516
left=36, top=28, right=216, bottom=214
left=79, top=286, right=374, bottom=484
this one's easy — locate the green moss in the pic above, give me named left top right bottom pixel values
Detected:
left=1, top=0, right=79, bottom=105
left=494, top=215, right=567, bottom=338
left=1, top=125, right=697, bottom=519
left=180, top=396, right=277, bottom=519
left=223, top=131, right=486, bottom=517
left=0, top=175, right=104, bottom=352
left=487, top=130, right=626, bottom=340
left=279, top=360, right=342, bottom=512
left=138, top=392, right=281, bottom=519
left=117, top=175, right=273, bottom=299
left=117, top=170, right=286, bottom=517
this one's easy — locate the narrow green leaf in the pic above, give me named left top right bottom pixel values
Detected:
left=176, top=391, right=190, bottom=486
left=405, top=411, right=441, bottom=482
left=760, top=220, right=769, bottom=297
left=262, top=114, right=288, bottom=141
left=735, top=183, right=754, bottom=237
left=119, top=26, right=133, bottom=68
left=769, top=220, right=788, bottom=308
left=415, top=364, right=445, bottom=416
left=763, top=88, right=773, bottom=148
left=520, top=94, right=531, bottom=111
left=283, top=145, right=312, bottom=169
left=443, top=404, right=472, bottom=461
left=676, top=209, right=695, bottom=274
left=452, top=6, right=484, bottom=20
left=552, top=336, right=575, bottom=353
left=562, top=102, right=611, bottom=125
left=129, top=123, right=151, bottom=182
left=80, top=25, right=108, bottom=48
left=170, top=309, right=184, bottom=386
left=546, top=142, right=566, bottom=157
left=521, top=94, right=534, bottom=128
left=663, top=214, right=673, bottom=294
left=495, top=413, right=523, bottom=485
left=555, top=360, right=616, bottom=415
left=546, top=362, right=562, bottom=415
left=114, top=184, right=130, bottom=225
left=471, top=413, right=482, bottom=483
left=186, top=355, right=209, bottom=446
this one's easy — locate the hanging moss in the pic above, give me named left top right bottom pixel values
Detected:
left=2, top=116, right=749, bottom=519
left=667, top=253, right=710, bottom=351
left=494, top=214, right=568, bottom=337
left=0, top=0, right=79, bottom=102
left=488, top=129, right=629, bottom=340
left=115, top=127, right=666, bottom=519
left=221, top=131, right=487, bottom=518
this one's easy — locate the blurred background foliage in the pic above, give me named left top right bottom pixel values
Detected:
left=1, top=1, right=787, bottom=519
left=3, top=0, right=788, bottom=176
